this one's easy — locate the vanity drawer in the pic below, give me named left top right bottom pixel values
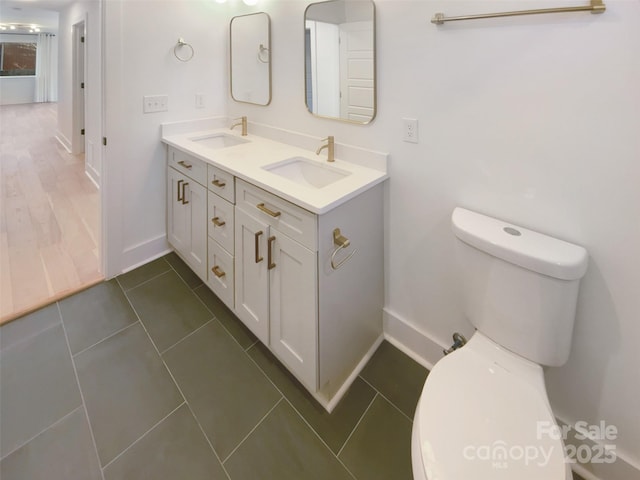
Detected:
left=208, top=192, right=234, bottom=254
left=168, top=147, right=207, bottom=186
left=207, top=239, right=234, bottom=310
left=236, top=179, right=317, bottom=251
left=208, top=165, right=235, bottom=203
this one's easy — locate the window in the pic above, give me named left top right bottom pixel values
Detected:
left=0, top=42, right=37, bottom=76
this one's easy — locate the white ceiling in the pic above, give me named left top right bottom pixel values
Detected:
left=0, top=1, right=73, bottom=35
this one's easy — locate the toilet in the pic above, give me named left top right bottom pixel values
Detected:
left=411, top=207, right=588, bottom=480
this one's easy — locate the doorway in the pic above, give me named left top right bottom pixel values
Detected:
left=0, top=5, right=104, bottom=324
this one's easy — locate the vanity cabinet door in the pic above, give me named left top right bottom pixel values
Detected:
left=167, top=167, right=190, bottom=256
left=234, top=208, right=269, bottom=344
left=269, top=231, right=318, bottom=391
left=167, top=167, right=207, bottom=280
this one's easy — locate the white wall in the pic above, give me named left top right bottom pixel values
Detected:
left=103, top=0, right=228, bottom=274
left=224, top=0, right=640, bottom=477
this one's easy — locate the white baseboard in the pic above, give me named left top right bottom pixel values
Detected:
left=55, top=131, right=72, bottom=153
left=382, top=307, right=446, bottom=371
left=120, top=234, right=171, bottom=275
left=382, top=308, right=640, bottom=480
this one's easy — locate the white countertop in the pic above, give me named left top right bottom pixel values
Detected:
left=162, top=127, right=388, bottom=215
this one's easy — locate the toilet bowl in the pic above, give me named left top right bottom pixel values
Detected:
left=411, top=207, right=588, bottom=480
left=411, top=333, right=572, bottom=480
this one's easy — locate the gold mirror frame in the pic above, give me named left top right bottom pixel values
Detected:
left=230, top=12, right=272, bottom=106
left=304, top=0, right=376, bottom=124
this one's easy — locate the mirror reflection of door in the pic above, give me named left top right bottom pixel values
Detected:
left=304, top=0, right=376, bottom=124
left=230, top=12, right=271, bottom=106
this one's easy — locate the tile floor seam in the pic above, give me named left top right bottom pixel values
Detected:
left=180, top=400, right=233, bottom=480
left=56, top=302, right=107, bottom=480
left=357, top=375, right=415, bottom=424
left=165, top=258, right=203, bottom=292
left=221, top=396, right=284, bottom=465
left=70, top=320, right=141, bottom=358
left=240, top=341, right=359, bottom=479
left=100, top=401, right=186, bottom=472
left=0, top=405, right=85, bottom=462
left=278, top=395, right=359, bottom=480
left=212, top=312, right=257, bottom=352
left=116, top=268, right=172, bottom=293
left=150, top=328, right=233, bottom=480
left=336, top=392, right=379, bottom=459
left=159, top=318, right=214, bottom=356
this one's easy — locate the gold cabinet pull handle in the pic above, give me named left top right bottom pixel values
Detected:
left=212, top=179, right=226, bottom=188
left=211, top=265, right=226, bottom=278
left=181, top=182, right=189, bottom=204
left=212, top=216, right=226, bottom=227
left=255, top=230, right=263, bottom=263
left=177, top=160, right=192, bottom=170
left=267, top=235, right=276, bottom=270
left=177, top=179, right=184, bottom=202
left=257, top=203, right=281, bottom=218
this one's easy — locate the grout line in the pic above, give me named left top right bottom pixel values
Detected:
left=221, top=397, right=284, bottom=465
left=0, top=405, right=84, bottom=462
left=116, top=268, right=172, bottom=293
left=244, top=339, right=259, bottom=351
left=156, top=344, right=233, bottom=480
left=72, top=320, right=140, bottom=358
left=357, top=375, right=414, bottom=424
left=57, top=302, right=107, bottom=480
left=239, top=340, right=357, bottom=479
left=159, top=318, right=213, bottom=356
left=100, top=402, right=186, bottom=471
left=337, top=392, right=378, bottom=458
left=120, top=277, right=231, bottom=479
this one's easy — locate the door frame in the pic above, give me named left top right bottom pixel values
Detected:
left=71, top=19, right=86, bottom=155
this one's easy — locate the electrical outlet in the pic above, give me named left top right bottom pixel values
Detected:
left=403, top=118, right=419, bottom=143
left=195, top=93, right=205, bottom=109
left=143, top=95, right=168, bottom=113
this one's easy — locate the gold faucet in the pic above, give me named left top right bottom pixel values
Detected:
left=316, top=136, right=335, bottom=162
left=230, top=116, right=247, bottom=136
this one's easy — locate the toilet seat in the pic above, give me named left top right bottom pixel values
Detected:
left=412, top=333, right=570, bottom=480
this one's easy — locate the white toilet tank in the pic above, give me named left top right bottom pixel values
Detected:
left=452, top=208, right=588, bottom=367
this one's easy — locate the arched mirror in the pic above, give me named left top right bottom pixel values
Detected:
left=304, top=0, right=376, bottom=124
left=230, top=12, right=271, bottom=106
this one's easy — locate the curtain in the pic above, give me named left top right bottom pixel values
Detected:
left=35, top=33, right=57, bottom=103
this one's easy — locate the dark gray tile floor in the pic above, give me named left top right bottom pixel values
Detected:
left=0, top=254, right=425, bottom=480
left=0, top=253, right=588, bottom=480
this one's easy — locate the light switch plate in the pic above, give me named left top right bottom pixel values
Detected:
left=143, top=95, right=168, bottom=113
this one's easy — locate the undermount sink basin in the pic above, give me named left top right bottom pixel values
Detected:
left=263, top=157, right=351, bottom=189
left=189, top=133, right=249, bottom=150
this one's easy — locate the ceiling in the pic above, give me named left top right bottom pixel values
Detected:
left=0, top=1, right=73, bottom=35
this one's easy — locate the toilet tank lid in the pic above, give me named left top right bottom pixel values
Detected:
left=452, top=208, right=588, bottom=281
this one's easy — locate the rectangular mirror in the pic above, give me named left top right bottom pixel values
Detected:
left=230, top=12, right=271, bottom=106
left=304, top=0, right=376, bottom=124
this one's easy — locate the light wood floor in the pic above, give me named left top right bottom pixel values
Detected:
left=0, top=102, right=102, bottom=324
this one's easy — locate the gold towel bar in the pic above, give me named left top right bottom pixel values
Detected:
left=432, top=0, right=605, bottom=25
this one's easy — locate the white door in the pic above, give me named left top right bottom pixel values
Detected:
left=167, top=168, right=189, bottom=256
left=269, top=231, right=318, bottom=390
left=235, top=208, right=269, bottom=344
left=339, top=21, right=374, bottom=122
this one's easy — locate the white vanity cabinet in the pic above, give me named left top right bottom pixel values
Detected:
left=235, top=180, right=318, bottom=390
left=166, top=143, right=384, bottom=411
left=167, top=149, right=207, bottom=280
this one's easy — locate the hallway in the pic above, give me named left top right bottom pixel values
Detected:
left=0, top=102, right=101, bottom=323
